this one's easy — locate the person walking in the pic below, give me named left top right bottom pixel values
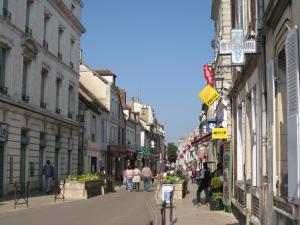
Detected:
left=126, top=166, right=134, bottom=191
left=192, top=168, right=196, bottom=184
left=141, top=165, right=152, bottom=192
left=196, top=162, right=211, bottom=206
left=132, top=167, right=141, bottom=191
left=41, top=160, right=54, bottom=194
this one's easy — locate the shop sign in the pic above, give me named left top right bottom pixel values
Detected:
left=212, top=128, right=228, bottom=139
left=0, top=123, right=8, bottom=142
left=219, top=29, right=256, bottom=65
left=198, top=85, right=220, bottom=107
left=207, top=119, right=217, bottom=133
left=142, top=147, right=150, bottom=157
left=203, top=64, right=214, bottom=86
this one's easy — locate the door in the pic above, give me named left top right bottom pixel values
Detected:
left=0, top=143, right=4, bottom=197
left=39, top=146, right=44, bottom=190
left=20, top=145, right=26, bottom=192
left=55, top=148, right=59, bottom=181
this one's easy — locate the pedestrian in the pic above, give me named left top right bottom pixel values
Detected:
left=123, top=169, right=127, bottom=189
left=192, top=168, right=196, bottom=184
left=141, top=164, right=152, bottom=192
left=41, top=160, right=54, bottom=194
left=132, top=167, right=141, bottom=191
left=188, top=169, right=193, bottom=183
left=196, top=162, right=211, bottom=206
left=212, top=162, right=223, bottom=178
left=126, top=165, right=134, bottom=191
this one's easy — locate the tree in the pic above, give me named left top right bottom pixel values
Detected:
left=167, top=143, right=178, bottom=163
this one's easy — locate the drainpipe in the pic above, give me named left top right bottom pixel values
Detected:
left=257, top=0, right=270, bottom=224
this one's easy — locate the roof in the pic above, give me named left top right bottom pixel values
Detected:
left=95, top=70, right=116, bottom=76
left=79, top=82, right=109, bottom=113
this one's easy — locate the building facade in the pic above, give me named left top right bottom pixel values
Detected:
left=0, top=0, right=85, bottom=196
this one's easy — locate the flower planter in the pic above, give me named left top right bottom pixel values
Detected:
left=209, top=198, right=224, bottom=211
left=64, top=180, right=103, bottom=200
left=171, top=180, right=188, bottom=200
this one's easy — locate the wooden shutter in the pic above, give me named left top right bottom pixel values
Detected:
left=286, top=27, right=300, bottom=203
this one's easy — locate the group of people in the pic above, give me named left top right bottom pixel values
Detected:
left=188, top=162, right=223, bottom=206
left=124, top=165, right=153, bottom=192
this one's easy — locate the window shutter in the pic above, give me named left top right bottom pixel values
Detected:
left=286, top=27, right=300, bottom=203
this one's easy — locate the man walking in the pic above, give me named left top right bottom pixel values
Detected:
left=141, top=164, right=152, bottom=192
left=41, top=160, right=54, bottom=194
left=196, top=162, right=211, bottom=206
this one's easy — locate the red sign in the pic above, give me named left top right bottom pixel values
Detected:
left=203, top=64, right=215, bottom=86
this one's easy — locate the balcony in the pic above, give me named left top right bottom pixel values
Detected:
left=25, top=25, right=32, bottom=37
left=2, top=8, right=11, bottom=21
left=58, top=52, right=62, bottom=60
left=43, top=40, right=48, bottom=50
left=55, top=108, right=61, bottom=114
left=40, top=102, right=46, bottom=109
left=0, top=86, right=8, bottom=94
left=21, top=94, right=29, bottom=102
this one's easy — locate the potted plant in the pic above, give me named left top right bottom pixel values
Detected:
left=209, top=192, right=224, bottom=210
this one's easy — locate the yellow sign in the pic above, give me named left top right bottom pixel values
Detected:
left=212, top=128, right=228, bottom=139
left=198, top=85, right=220, bottom=106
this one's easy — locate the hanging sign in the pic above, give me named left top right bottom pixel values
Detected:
left=212, top=128, right=228, bottom=139
left=203, top=64, right=214, bottom=86
left=219, top=29, right=256, bottom=65
left=198, top=85, right=220, bottom=107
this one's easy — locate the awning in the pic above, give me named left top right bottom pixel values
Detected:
left=191, top=133, right=212, bottom=145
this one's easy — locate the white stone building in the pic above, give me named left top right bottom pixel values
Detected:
left=0, top=0, right=85, bottom=195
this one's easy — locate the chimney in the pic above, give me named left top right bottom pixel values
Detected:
left=119, top=89, right=126, bottom=107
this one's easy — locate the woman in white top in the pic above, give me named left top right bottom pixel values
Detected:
left=132, top=167, right=141, bottom=191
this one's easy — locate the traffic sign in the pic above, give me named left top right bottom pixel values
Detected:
left=212, top=128, right=228, bottom=139
left=198, top=85, right=220, bottom=106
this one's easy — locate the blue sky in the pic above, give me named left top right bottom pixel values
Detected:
left=81, top=0, right=214, bottom=143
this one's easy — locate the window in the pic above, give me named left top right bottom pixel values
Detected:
left=101, top=120, right=106, bottom=143
left=68, top=85, right=74, bottom=117
left=58, top=27, right=63, bottom=59
left=22, top=61, right=29, bottom=101
left=251, top=88, right=258, bottom=186
left=71, top=3, right=75, bottom=14
left=67, top=150, right=71, bottom=175
left=91, top=115, right=96, bottom=142
left=237, top=103, right=245, bottom=181
left=55, top=78, right=61, bottom=113
left=0, top=47, right=6, bottom=90
left=40, top=69, right=47, bottom=107
left=70, top=39, right=75, bottom=68
left=43, top=14, right=50, bottom=49
left=25, top=1, right=32, bottom=37
left=3, top=0, right=11, bottom=20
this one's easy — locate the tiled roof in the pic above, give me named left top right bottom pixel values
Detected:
left=95, top=70, right=115, bottom=76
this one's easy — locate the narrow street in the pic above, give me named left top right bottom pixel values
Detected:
left=0, top=188, right=155, bottom=225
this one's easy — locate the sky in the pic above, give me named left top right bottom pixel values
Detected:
left=81, top=0, right=214, bottom=143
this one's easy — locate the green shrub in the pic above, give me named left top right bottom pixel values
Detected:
left=211, top=192, right=223, bottom=201
left=211, top=177, right=222, bottom=189
left=66, top=173, right=102, bottom=182
left=164, top=174, right=188, bottom=184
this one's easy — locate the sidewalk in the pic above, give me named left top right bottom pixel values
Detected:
left=155, top=181, right=239, bottom=225
left=0, top=183, right=124, bottom=215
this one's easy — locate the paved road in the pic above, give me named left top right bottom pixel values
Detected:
left=0, top=189, right=155, bottom=225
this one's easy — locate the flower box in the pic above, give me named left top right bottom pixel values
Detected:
left=64, top=180, right=103, bottom=200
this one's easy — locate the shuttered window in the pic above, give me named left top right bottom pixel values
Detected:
left=285, top=27, right=300, bottom=203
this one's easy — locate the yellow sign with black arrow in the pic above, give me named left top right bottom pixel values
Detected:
left=212, top=128, right=228, bottom=139
left=198, top=85, right=220, bottom=107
